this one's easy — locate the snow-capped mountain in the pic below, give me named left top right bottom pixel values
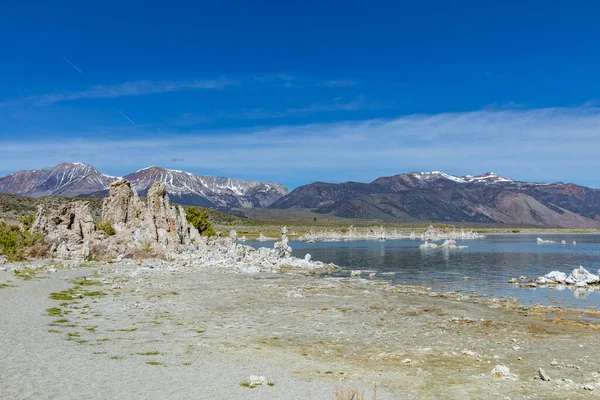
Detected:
left=0, top=163, right=288, bottom=209
left=0, top=162, right=118, bottom=197
left=271, top=171, right=600, bottom=228
left=122, top=166, right=288, bottom=208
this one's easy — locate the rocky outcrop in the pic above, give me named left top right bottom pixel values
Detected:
left=537, top=267, right=600, bottom=287
left=30, top=200, right=96, bottom=259
left=27, top=180, right=338, bottom=273
left=32, top=179, right=201, bottom=260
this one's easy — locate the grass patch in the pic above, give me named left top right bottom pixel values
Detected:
left=71, top=277, right=103, bottom=286
left=118, top=327, right=138, bottom=332
left=13, top=267, right=43, bottom=280
left=0, top=283, right=17, bottom=289
left=137, top=351, right=160, bottom=356
left=239, top=381, right=254, bottom=389
left=48, top=329, right=61, bottom=333
left=50, top=292, right=74, bottom=301
left=67, top=332, right=80, bottom=338
left=83, top=291, right=106, bottom=297
left=146, top=361, right=164, bottom=366
left=85, top=327, right=96, bottom=332
left=109, top=355, right=125, bottom=360
left=54, top=318, right=69, bottom=323
left=267, top=382, right=275, bottom=387
left=196, top=329, right=206, bottom=334
left=46, top=307, right=63, bottom=316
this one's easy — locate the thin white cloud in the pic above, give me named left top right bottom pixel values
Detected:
left=0, top=77, right=238, bottom=107
left=320, top=79, right=357, bottom=87
left=3, top=106, right=600, bottom=187
left=173, top=97, right=367, bottom=125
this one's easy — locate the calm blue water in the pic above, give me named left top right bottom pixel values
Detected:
left=249, top=234, right=600, bottom=309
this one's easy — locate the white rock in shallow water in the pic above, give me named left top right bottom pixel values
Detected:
left=566, top=266, right=599, bottom=285
left=491, top=365, right=514, bottom=379
left=304, top=253, right=311, bottom=262
left=537, top=271, right=567, bottom=284
left=350, top=270, right=362, bottom=277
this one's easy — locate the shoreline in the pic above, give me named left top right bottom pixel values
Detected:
left=2, top=259, right=600, bottom=398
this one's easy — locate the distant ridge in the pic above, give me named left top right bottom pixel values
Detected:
left=270, top=171, right=600, bottom=228
left=0, top=163, right=289, bottom=209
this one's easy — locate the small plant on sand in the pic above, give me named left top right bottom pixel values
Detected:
left=71, top=276, right=102, bottom=286
left=146, top=361, right=164, bottom=366
left=0, top=283, right=16, bottom=289
left=46, top=307, right=63, bottom=316
left=137, top=351, right=160, bottom=356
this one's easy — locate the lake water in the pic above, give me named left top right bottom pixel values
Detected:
left=249, top=234, right=600, bottom=310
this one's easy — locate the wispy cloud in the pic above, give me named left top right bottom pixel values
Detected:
left=4, top=106, right=600, bottom=187
left=173, top=97, right=367, bottom=125
left=320, top=79, right=357, bottom=87
left=230, top=96, right=366, bottom=119
left=1, top=77, right=238, bottom=107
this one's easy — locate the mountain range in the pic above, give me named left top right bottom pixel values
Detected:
left=0, top=163, right=288, bottom=209
left=1, top=164, right=600, bottom=228
left=271, top=171, right=600, bottom=228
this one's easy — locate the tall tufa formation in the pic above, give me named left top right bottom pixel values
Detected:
left=101, top=180, right=200, bottom=250
left=33, top=179, right=201, bottom=260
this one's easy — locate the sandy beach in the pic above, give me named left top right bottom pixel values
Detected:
left=2, top=261, right=600, bottom=399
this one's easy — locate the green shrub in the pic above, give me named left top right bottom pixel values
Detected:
left=0, top=219, right=48, bottom=261
left=18, top=213, right=36, bottom=230
left=95, top=221, right=116, bottom=236
left=185, top=207, right=216, bottom=237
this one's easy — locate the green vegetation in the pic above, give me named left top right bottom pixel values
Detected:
left=95, top=220, right=116, bottom=236
left=0, top=219, right=48, bottom=261
left=0, top=283, right=17, bottom=289
left=185, top=207, right=216, bottom=237
left=71, top=276, right=102, bottom=286
left=50, top=291, right=74, bottom=301
left=47, top=307, right=63, bottom=316
left=18, top=213, right=36, bottom=230
left=13, top=266, right=45, bottom=280
left=145, top=361, right=164, bottom=366
left=137, top=351, right=160, bottom=356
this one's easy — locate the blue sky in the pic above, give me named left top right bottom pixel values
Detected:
left=2, top=0, right=600, bottom=188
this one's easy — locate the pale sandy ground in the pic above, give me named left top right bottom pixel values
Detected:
left=1, top=262, right=600, bottom=399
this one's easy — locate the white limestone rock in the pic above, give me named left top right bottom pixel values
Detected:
left=491, top=365, right=516, bottom=380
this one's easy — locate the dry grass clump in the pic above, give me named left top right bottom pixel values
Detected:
left=308, top=384, right=377, bottom=400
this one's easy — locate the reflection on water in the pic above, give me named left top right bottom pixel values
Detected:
left=249, top=234, right=600, bottom=309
